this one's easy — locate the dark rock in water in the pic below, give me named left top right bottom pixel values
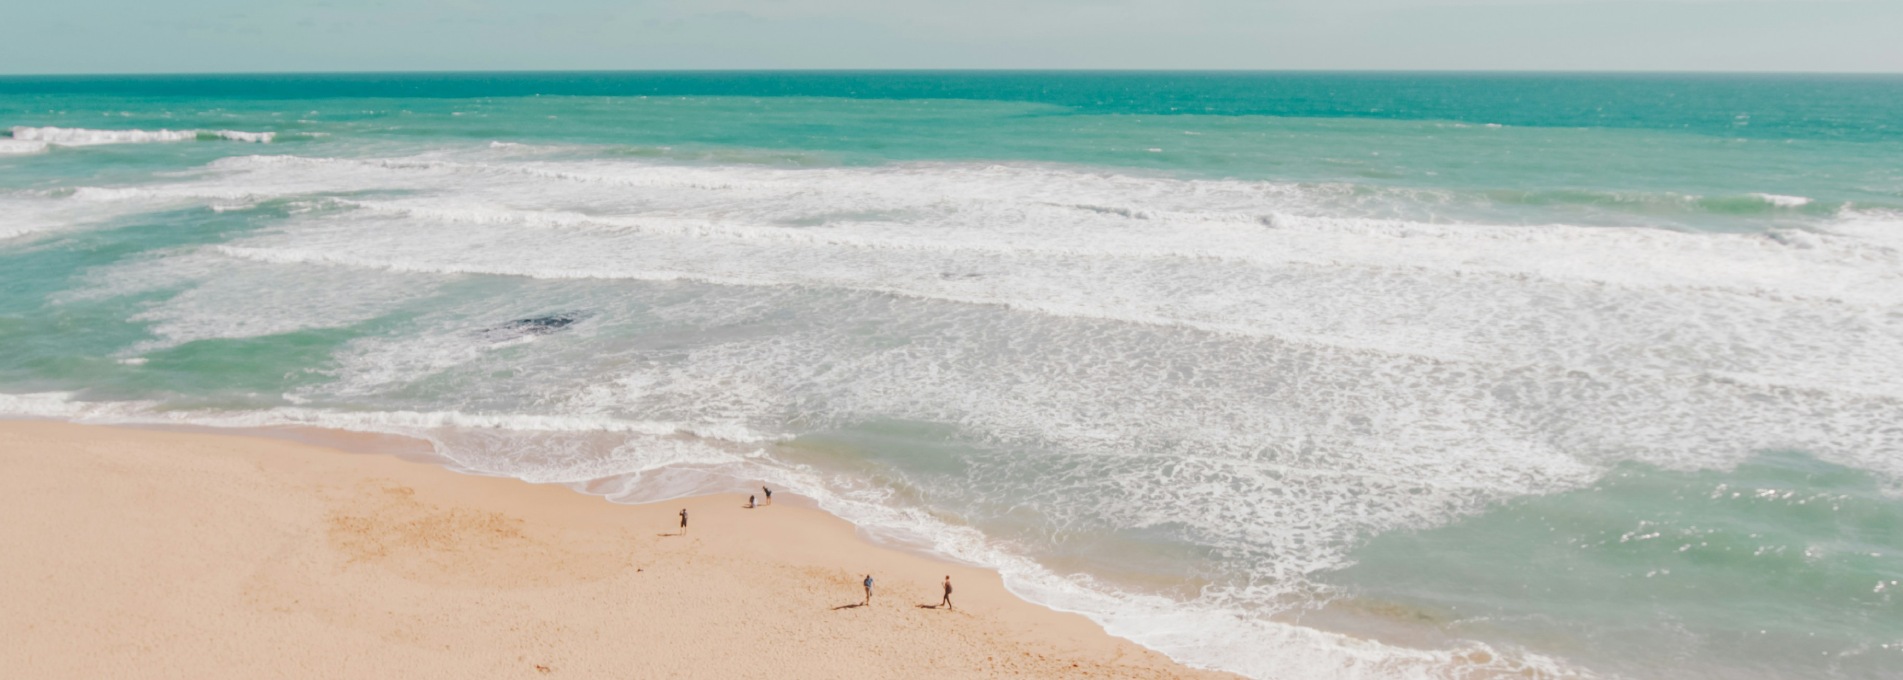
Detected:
left=507, top=314, right=579, bottom=335
left=485, top=312, right=590, bottom=339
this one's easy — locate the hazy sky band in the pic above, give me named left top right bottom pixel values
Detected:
left=3, top=0, right=1900, bottom=73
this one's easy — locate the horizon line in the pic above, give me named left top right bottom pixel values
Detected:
left=4, top=68, right=1902, bottom=78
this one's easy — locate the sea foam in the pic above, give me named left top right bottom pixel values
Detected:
left=0, top=138, right=48, bottom=154
left=9, top=126, right=275, bottom=145
left=1751, top=192, right=1814, bottom=208
left=13, top=146, right=1902, bottom=680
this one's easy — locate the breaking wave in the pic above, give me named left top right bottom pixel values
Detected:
left=8, top=126, right=276, bottom=145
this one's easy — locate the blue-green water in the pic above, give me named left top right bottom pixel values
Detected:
left=3, top=73, right=1900, bottom=679
left=1319, top=452, right=1902, bottom=679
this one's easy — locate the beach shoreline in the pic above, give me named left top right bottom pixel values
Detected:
left=0, top=419, right=1233, bottom=679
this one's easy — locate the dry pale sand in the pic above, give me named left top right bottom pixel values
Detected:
left=0, top=421, right=1236, bottom=679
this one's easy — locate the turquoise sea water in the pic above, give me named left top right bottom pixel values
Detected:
left=2, top=72, right=1900, bottom=679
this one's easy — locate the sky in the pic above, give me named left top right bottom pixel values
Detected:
left=2, top=0, right=1900, bottom=74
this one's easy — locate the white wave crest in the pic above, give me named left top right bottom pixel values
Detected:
left=1752, top=192, right=1813, bottom=208
left=212, top=129, right=276, bottom=143
left=0, top=392, right=134, bottom=419
left=9, top=126, right=274, bottom=146
left=12, top=126, right=196, bottom=145
left=0, top=139, right=48, bottom=154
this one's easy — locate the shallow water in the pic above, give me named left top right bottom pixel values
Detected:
left=1318, top=451, right=1903, bottom=679
left=2, top=72, right=1900, bottom=679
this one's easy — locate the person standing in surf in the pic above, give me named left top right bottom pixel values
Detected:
left=678, top=508, right=688, bottom=535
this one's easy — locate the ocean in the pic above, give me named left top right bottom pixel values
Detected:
left=1, top=71, right=1899, bottom=679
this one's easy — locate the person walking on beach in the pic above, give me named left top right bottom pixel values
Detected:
left=940, top=575, right=954, bottom=610
left=678, top=508, right=688, bottom=535
left=762, top=485, right=772, bottom=504
left=862, top=574, right=874, bottom=606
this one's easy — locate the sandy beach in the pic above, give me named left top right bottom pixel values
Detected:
left=0, top=420, right=1232, bottom=679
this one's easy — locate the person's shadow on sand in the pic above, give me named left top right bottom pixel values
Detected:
left=831, top=603, right=866, bottom=611
left=915, top=604, right=942, bottom=609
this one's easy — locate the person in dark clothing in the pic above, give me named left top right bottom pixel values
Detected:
left=762, top=486, right=772, bottom=504
left=862, top=574, right=874, bottom=606
left=678, top=508, right=688, bottom=534
left=941, top=575, right=954, bottom=610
